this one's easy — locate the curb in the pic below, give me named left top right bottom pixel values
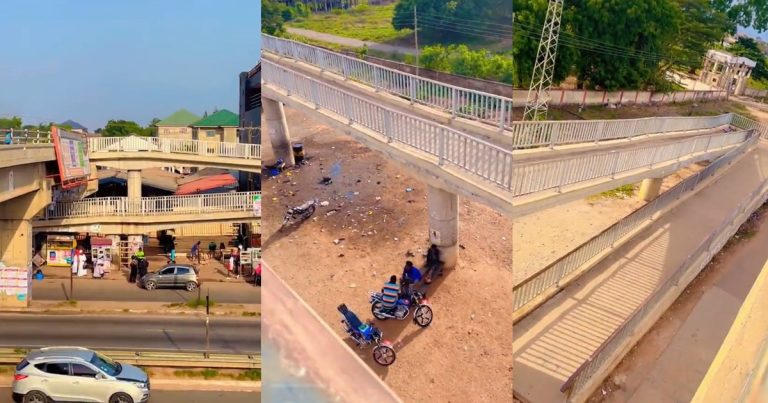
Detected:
left=0, top=378, right=261, bottom=393
left=0, top=302, right=261, bottom=317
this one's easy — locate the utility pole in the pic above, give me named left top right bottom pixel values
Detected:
left=414, top=5, right=420, bottom=76
left=205, top=290, right=210, bottom=353
left=523, top=0, right=564, bottom=121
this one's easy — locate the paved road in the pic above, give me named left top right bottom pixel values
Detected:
left=30, top=279, right=260, bottom=304
left=0, top=388, right=258, bottom=403
left=286, top=27, right=417, bottom=55
left=0, top=314, right=259, bottom=354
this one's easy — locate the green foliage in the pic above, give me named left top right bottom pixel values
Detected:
left=673, top=0, right=730, bottom=73
left=102, top=120, right=152, bottom=137
left=289, top=3, right=411, bottom=43
left=0, top=116, right=22, bottom=129
left=420, top=44, right=515, bottom=84
left=729, top=36, right=768, bottom=81
left=713, top=0, right=768, bottom=33
left=262, top=0, right=287, bottom=35
left=392, top=0, right=512, bottom=42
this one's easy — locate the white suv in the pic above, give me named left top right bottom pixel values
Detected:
left=12, top=347, right=150, bottom=403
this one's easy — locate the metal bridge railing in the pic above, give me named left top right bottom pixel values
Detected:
left=89, top=136, right=261, bottom=160
left=561, top=175, right=768, bottom=401
left=513, top=133, right=758, bottom=312
left=41, top=192, right=261, bottom=219
left=263, top=33, right=514, bottom=130
left=264, top=60, right=753, bottom=198
left=1, top=129, right=52, bottom=145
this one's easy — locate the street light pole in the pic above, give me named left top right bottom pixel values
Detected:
left=414, top=5, right=419, bottom=76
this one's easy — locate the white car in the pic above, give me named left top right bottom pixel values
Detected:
left=12, top=346, right=150, bottom=403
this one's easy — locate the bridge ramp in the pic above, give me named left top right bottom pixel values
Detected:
left=513, top=143, right=768, bottom=402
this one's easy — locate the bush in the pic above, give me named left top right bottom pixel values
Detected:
left=419, top=44, right=516, bottom=84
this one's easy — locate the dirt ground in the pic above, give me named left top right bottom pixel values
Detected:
left=262, top=107, right=515, bottom=402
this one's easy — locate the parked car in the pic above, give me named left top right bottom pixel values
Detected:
left=140, top=264, right=200, bottom=291
left=12, top=346, right=150, bottom=403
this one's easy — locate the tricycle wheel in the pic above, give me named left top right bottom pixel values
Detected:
left=373, top=345, right=396, bottom=366
left=413, top=305, right=433, bottom=327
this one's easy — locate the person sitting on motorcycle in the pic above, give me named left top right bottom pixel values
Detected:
left=400, top=261, right=422, bottom=300
left=381, top=275, right=400, bottom=314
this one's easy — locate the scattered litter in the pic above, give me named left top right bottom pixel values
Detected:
left=349, top=283, right=356, bottom=288
left=375, top=196, right=381, bottom=201
left=394, top=237, right=399, bottom=241
left=405, top=187, right=414, bottom=192
left=333, top=238, right=346, bottom=245
left=405, top=250, right=415, bottom=258
left=320, top=201, right=330, bottom=207
left=338, top=253, right=345, bottom=258
left=354, top=191, right=360, bottom=195
left=320, top=177, right=333, bottom=185
left=459, top=244, right=466, bottom=250
left=325, top=210, right=337, bottom=217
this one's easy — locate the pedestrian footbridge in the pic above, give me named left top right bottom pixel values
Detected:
left=262, top=59, right=758, bottom=218
left=88, top=136, right=261, bottom=172
left=32, top=191, right=261, bottom=233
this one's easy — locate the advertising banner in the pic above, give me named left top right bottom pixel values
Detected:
left=51, top=126, right=90, bottom=189
left=253, top=193, right=262, bottom=217
left=0, top=266, right=31, bottom=307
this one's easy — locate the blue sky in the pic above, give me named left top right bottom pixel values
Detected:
left=739, top=26, right=768, bottom=42
left=0, top=0, right=261, bottom=130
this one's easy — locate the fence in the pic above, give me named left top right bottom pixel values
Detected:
left=744, top=88, right=768, bottom=99
left=264, top=60, right=755, bottom=198
left=41, top=192, right=261, bottom=219
left=511, top=129, right=749, bottom=196
left=0, top=129, right=52, bottom=145
left=263, top=34, right=730, bottom=132
left=561, top=176, right=768, bottom=401
left=730, top=114, right=768, bottom=139
left=89, top=136, right=261, bottom=160
left=513, top=133, right=758, bottom=312
left=263, top=34, right=515, bottom=130
left=0, top=348, right=260, bottom=369
left=344, top=52, right=728, bottom=106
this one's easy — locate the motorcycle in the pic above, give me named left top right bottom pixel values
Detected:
left=338, top=303, right=396, bottom=366
left=369, top=290, right=433, bottom=327
left=281, top=199, right=318, bottom=228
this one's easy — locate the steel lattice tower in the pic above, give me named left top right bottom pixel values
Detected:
left=523, top=0, right=564, bottom=121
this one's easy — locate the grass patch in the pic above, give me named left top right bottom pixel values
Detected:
left=288, top=4, right=412, bottom=43
left=282, top=33, right=350, bottom=52
left=241, top=311, right=259, bottom=317
left=185, top=298, right=215, bottom=309
left=749, top=78, right=768, bottom=91
left=589, top=184, right=636, bottom=202
left=56, top=300, right=77, bottom=307
left=540, top=100, right=757, bottom=122
left=166, top=302, right=185, bottom=309
left=172, top=368, right=260, bottom=381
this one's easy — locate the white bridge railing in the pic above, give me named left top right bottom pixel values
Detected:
left=88, top=136, right=261, bottom=160
left=263, top=60, right=753, bottom=197
left=41, top=192, right=261, bottom=219
left=262, top=34, right=758, bottom=145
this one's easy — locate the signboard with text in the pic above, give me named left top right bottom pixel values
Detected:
left=0, top=266, right=31, bottom=307
left=253, top=194, right=262, bottom=217
left=51, top=126, right=90, bottom=189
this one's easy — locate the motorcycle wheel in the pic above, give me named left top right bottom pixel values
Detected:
left=371, top=301, right=388, bottom=320
left=413, top=305, right=433, bottom=327
left=373, top=345, right=396, bottom=366
left=302, top=205, right=316, bottom=220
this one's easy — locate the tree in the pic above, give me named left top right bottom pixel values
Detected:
left=0, top=116, right=22, bottom=129
left=729, top=36, right=768, bottom=81
left=393, top=0, right=512, bottom=42
left=673, top=0, right=730, bottom=73
left=263, top=0, right=288, bottom=35
left=712, top=0, right=768, bottom=33
left=102, top=120, right=149, bottom=137
left=149, top=118, right=161, bottom=126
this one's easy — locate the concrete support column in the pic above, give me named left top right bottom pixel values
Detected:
left=639, top=177, right=663, bottom=202
left=127, top=170, right=142, bottom=201
left=427, top=185, right=459, bottom=269
left=0, top=219, right=32, bottom=267
left=263, top=98, right=295, bottom=166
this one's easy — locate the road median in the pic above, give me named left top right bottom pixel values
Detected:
left=0, top=300, right=260, bottom=317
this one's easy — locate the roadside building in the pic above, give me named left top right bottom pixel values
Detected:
left=190, top=109, right=240, bottom=142
left=699, top=49, right=756, bottom=96
left=154, top=109, right=200, bottom=139
left=238, top=62, right=261, bottom=192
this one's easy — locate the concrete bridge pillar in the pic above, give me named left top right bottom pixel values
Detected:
left=0, top=219, right=32, bottom=267
left=639, top=177, right=664, bottom=202
left=127, top=170, right=142, bottom=201
left=427, top=186, right=459, bottom=269
left=263, top=98, right=295, bottom=166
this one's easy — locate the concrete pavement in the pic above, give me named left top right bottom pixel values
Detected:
left=0, top=314, right=259, bottom=354
left=0, top=389, right=258, bottom=403
left=29, top=279, right=260, bottom=304
left=612, top=211, right=768, bottom=402
left=513, top=143, right=768, bottom=402
left=286, top=27, right=416, bottom=55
